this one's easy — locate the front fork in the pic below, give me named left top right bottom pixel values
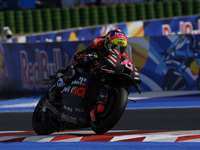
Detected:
left=96, top=87, right=119, bottom=120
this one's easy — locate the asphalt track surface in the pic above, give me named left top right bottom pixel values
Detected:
left=0, top=91, right=200, bottom=131
left=0, top=107, right=200, bottom=131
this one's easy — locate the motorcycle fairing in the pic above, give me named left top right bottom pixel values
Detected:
left=60, top=74, right=89, bottom=129
left=60, top=72, right=100, bottom=129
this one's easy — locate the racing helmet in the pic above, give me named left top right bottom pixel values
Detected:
left=104, top=29, right=128, bottom=54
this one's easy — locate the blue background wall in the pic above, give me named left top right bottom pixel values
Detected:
left=1, top=35, right=200, bottom=93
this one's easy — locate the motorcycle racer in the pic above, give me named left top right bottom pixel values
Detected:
left=48, top=29, right=129, bottom=123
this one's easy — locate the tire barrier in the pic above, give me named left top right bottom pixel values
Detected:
left=0, top=12, right=4, bottom=30
left=79, top=7, right=90, bottom=27
left=14, top=11, right=24, bottom=34
left=107, top=5, right=118, bottom=24
left=172, top=1, right=182, bottom=17
left=182, top=0, right=193, bottom=16
left=194, top=0, right=200, bottom=14
left=154, top=2, right=164, bottom=18
left=89, top=6, right=99, bottom=26
left=98, top=6, right=109, bottom=25
left=70, top=7, right=80, bottom=28
left=61, top=8, right=71, bottom=29
left=42, top=9, right=52, bottom=31
left=126, top=4, right=136, bottom=22
left=136, top=3, right=146, bottom=21
left=51, top=8, right=62, bottom=30
left=145, top=2, right=156, bottom=20
left=117, top=4, right=127, bottom=23
left=4, top=11, right=15, bottom=33
left=164, top=1, right=173, bottom=18
left=23, top=10, right=34, bottom=33
left=32, top=9, right=43, bottom=32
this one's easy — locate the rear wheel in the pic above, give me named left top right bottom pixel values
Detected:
left=91, top=88, right=128, bottom=135
left=32, top=94, right=56, bottom=135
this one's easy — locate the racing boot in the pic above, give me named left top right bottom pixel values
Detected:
left=90, top=85, right=110, bottom=123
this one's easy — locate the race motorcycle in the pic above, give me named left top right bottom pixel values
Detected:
left=32, top=45, right=141, bottom=135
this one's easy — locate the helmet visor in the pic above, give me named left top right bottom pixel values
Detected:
left=115, top=45, right=127, bottom=54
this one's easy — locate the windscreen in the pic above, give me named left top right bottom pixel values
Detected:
left=124, top=44, right=133, bottom=59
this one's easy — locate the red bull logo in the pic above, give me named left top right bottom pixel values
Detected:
left=20, top=49, right=61, bottom=88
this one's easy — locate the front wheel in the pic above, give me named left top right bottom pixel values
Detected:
left=32, top=94, right=56, bottom=135
left=91, top=88, right=128, bottom=135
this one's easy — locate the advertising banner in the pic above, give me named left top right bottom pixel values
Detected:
left=1, top=35, right=200, bottom=93
left=0, top=41, right=89, bottom=93
left=130, top=34, right=200, bottom=92
left=144, top=15, right=200, bottom=36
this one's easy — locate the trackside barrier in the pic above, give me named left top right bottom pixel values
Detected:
left=0, top=35, right=200, bottom=94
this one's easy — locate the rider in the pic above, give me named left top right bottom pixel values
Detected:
left=49, top=29, right=128, bottom=122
